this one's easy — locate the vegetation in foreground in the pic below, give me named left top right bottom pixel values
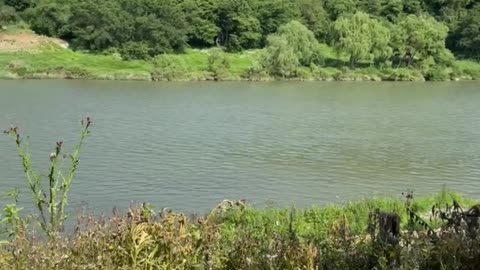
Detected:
left=2, top=192, right=480, bottom=269
left=2, top=119, right=480, bottom=269
left=1, top=0, right=480, bottom=82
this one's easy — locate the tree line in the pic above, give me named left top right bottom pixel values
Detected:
left=0, top=0, right=479, bottom=66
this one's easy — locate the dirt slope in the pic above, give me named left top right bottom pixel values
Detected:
left=0, top=33, right=68, bottom=52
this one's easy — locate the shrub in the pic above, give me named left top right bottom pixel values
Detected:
left=102, top=47, right=122, bottom=59
left=293, top=67, right=313, bottom=80
left=4, top=0, right=33, bottom=12
left=457, top=60, right=480, bottom=80
left=207, top=48, right=231, bottom=81
left=151, top=54, right=189, bottom=81
left=263, top=21, right=321, bottom=78
left=120, top=42, right=151, bottom=61
left=0, top=5, right=19, bottom=24
left=243, top=56, right=271, bottom=81
left=463, top=69, right=480, bottom=80
left=423, top=66, right=451, bottom=81
left=310, top=66, right=339, bottom=81
left=64, top=66, right=92, bottom=79
left=383, top=68, right=425, bottom=81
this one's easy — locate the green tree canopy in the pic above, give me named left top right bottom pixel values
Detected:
left=295, top=0, right=330, bottom=41
left=333, top=12, right=391, bottom=67
left=181, top=0, right=219, bottom=47
left=10, top=0, right=480, bottom=63
left=256, top=0, right=300, bottom=40
left=324, top=0, right=358, bottom=20
left=451, top=5, right=480, bottom=59
left=263, top=20, right=320, bottom=77
left=26, top=0, right=189, bottom=59
left=0, top=3, right=19, bottom=25
left=4, top=0, right=33, bottom=11
left=216, top=0, right=261, bottom=51
left=24, top=0, right=71, bottom=37
left=391, top=14, right=450, bottom=67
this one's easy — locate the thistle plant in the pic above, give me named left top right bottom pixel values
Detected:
left=3, top=117, right=92, bottom=236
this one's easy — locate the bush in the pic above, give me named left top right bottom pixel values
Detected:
left=63, top=66, right=92, bottom=79
left=463, top=69, right=480, bottom=80
left=151, top=55, right=189, bottom=81
left=120, top=42, right=151, bottom=61
left=383, top=68, right=425, bottom=81
left=207, top=48, right=231, bottom=81
left=0, top=5, right=19, bottom=24
left=243, top=56, right=271, bottom=81
left=102, top=47, right=122, bottom=59
left=293, top=67, right=313, bottom=80
left=4, top=0, right=33, bottom=12
left=310, top=65, right=339, bottom=81
left=457, top=60, right=480, bottom=80
left=263, top=21, right=321, bottom=78
left=423, top=66, right=451, bottom=81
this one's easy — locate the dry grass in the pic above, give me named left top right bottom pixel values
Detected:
left=0, top=33, right=68, bottom=52
left=1, top=194, right=480, bottom=270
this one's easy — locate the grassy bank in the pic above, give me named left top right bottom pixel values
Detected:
left=1, top=190, right=480, bottom=269
left=1, top=43, right=479, bottom=82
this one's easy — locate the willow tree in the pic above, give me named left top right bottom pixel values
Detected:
left=333, top=12, right=391, bottom=67
left=263, top=20, right=320, bottom=77
left=263, top=35, right=299, bottom=77
left=391, top=15, right=450, bottom=67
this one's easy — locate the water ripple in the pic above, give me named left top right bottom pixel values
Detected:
left=0, top=81, right=479, bottom=213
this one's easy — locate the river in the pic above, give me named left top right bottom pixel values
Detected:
left=0, top=80, right=479, bottom=214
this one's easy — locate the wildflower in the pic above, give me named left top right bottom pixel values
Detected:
left=3, top=127, right=18, bottom=134
left=81, top=116, right=93, bottom=127
left=50, top=152, right=57, bottom=161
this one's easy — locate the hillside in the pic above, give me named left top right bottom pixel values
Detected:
left=0, top=33, right=68, bottom=52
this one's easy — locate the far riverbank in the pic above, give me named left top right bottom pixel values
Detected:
left=1, top=46, right=479, bottom=83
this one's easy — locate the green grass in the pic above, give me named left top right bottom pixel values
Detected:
left=174, top=49, right=261, bottom=76
left=1, top=43, right=479, bottom=81
left=456, top=60, right=480, bottom=79
left=0, top=46, right=153, bottom=80
left=0, top=23, right=32, bottom=35
left=0, top=46, right=261, bottom=81
left=219, top=188, right=476, bottom=238
left=155, top=49, right=262, bottom=79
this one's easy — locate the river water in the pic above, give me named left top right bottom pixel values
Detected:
left=0, top=80, right=479, bottom=214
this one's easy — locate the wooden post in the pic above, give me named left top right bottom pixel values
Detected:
left=371, top=209, right=401, bottom=267
left=378, top=211, right=400, bottom=243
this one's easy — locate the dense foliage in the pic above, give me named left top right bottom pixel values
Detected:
left=1, top=0, right=478, bottom=60
left=0, top=0, right=479, bottom=81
